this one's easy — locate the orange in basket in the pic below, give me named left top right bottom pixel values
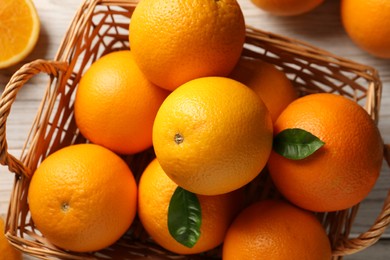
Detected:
left=229, top=57, right=297, bottom=122
left=74, top=50, right=169, bottom=155
left=28, top=144, right=138, bottom=252
left=138, top=158, right=243, bottom=255
left=152, top=77, right=273, bottom=196
left=223, top=199, right=332, bottom=260
left=129, top=0, right=246, bottom=90
left=268, top=93, right=384, bottom=212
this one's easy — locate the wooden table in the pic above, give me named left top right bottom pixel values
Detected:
left=1, top=0, right=389, bottom=259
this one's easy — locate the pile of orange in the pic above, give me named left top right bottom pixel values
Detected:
left=249, top=0, right=390, bottom=59
left=18, top=0, right=384, bottom=259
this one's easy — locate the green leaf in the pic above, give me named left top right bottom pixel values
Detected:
left=273, top=128, right=325, bottom=160
left=168, top=186, right=202, bottom=248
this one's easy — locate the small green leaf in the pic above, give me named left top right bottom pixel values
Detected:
left=273, top=128, right=325, bottom=160
left=168, top=187, right=201, bottom=248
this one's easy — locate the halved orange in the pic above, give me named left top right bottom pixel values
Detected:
left=0, top=0, right=40, bottom=69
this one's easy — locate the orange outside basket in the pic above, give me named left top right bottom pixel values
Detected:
left=1, top=0, right=390, bottom=259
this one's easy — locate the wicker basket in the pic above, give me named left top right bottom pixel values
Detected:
left=1, top=0, right=390, bottom=259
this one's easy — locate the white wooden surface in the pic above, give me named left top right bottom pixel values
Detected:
left=0, top=0, right=389, bottom=259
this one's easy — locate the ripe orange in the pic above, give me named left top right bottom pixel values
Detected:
left=129, top=0, right=246, bottom=91
left=0, top=217, right=22, bottom=260
left=28, top=144, right=137, bottom=252
left=74, top=50, right=169, bottom=154
left=153, top=77, right=273, bottom=195
left=341, top=0, right=390, bottom=58
left=223, top=199, right=332, bottom=260
left=250, top=0, right=324, bottom=16
left=0, top=0, right=40, bottom=69
left=229, top=57, right=297, bottom=122
left=138, top=158, right=243, bottom=254
left=267, top=93, right=383, bottom=212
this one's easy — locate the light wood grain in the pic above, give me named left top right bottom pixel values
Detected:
left=1, top=0, right=389, bottom=259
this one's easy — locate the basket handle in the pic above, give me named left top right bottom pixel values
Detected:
left=0, top=59, right=68, bottom=177
left=333, top=143, right=390, bottom=256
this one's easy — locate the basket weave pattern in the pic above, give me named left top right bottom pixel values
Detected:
left=1, top=0, right=390, bottom=259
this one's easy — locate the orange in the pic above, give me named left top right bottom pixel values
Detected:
left=267, top=93, right=383, bottom=212
left=0, top=217, right=22, bottom=260
left=28, top=144, right=137, bottom=252
left=341, top=0, right=390, bottom=58
left=74, top=50, right=169, bottom=154
left=129, top=0, right=246, bottom=91
left=138, top=158, right=243, bottom=254
left=0, top=0, right=40, bottom=69
left=250, top=0, right=324, bottom=16
left=153, top=77, right=273, bottom=195
left=223, top=199, right=332, bottom=260
left=229, top=57, right=297, bottom=122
